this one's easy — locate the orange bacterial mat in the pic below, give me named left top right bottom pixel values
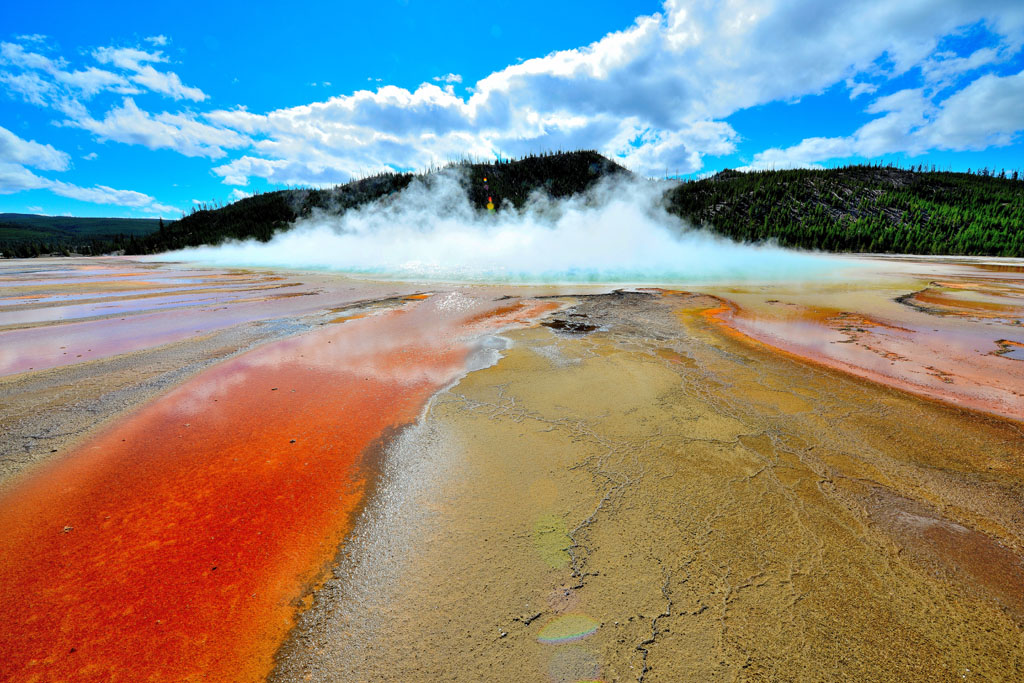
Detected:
left=0, top=296, right=555, bottom=683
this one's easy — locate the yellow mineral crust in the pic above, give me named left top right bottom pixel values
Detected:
left=273, top=291, right=1024, bottom=682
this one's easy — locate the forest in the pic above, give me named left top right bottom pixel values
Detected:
left=0, top=214, right=162, bottom=258
left=123, top=151, right=626, bottom=254
left=665, top=164, right=1024, bottom=256
left=2, top=151, right=1021, bottom=257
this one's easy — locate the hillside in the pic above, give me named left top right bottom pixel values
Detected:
left=666, top=165, right=1024, bottom=256
left=128, top=151, right=627, bottom=254
left=138, top=154, right=1023, bottom=258
left=4, top=152, right=1022, bottom=258
left=0, top=214, right=162, bottom=258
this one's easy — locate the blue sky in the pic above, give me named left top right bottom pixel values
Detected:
left=1, top=0, right=1023, bottom=218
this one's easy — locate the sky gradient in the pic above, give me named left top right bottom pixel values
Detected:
left=1, top=0, right=1023, bottom=218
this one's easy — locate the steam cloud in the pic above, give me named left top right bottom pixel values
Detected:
left=152, top=174, right=860, bottom=284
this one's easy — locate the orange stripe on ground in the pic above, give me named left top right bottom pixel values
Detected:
left=0, top=298, right=555, bottom=683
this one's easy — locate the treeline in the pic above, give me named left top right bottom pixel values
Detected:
left=459, top=149, right=627, bottom=209
left=664, top=165, right=1024, bottom=256
left=5, top=152, right=1022, bottom=258
left=128, top=174, right=416, bottom=254
left=126, top=151, right=625, bottom=254
left=0, top=214, right=162, bottom=258
left=0, top=234, right=141, bottom=258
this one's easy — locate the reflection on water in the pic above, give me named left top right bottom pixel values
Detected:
left=996, top=339, right=1024, bottom=361
left=537, top=613, right=601, bottom=644
left=0, top=259, right=388, bottom=375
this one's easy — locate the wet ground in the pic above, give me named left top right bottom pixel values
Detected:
left=1, top=256, right=1022, bottom=682
left=705, top=256, right=1024, bottom=420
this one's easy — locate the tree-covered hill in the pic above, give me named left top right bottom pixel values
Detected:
left=134, top=154, right=1024, bottom=257
left=665, top=165, right=1024, bottom=256
left=4, top=152, right=1022, bottom=258
left=129, top=173, right=416, bottom=254
left=0, top=214, right=162, bottom=258
left=127, top=151, right=627, bottom=254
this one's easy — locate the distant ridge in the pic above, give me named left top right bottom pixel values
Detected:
left=3, top=152, right=1021, bottom=258
left=667, top=165, right=1024, bottom=256
left=127, top=151, right=627, bottom=254
left=0, top=214, right=161, bottom=258
left=134, top=153, right=1022, bottom=257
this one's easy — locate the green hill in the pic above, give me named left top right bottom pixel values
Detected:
left=665, top=165, right=1024, bottom=256
left=0, top=214, right=162, bottom=258
left=4, top=152, right=1022, bottom=258
left=134, top=154, right=1023, bottom=258
left=128, top=150, right=627, bottom=254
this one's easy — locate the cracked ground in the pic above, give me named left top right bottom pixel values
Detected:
left=273, top=291, right=1024, bottom=682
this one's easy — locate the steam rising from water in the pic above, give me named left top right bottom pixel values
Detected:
left=153, top=174, right=859, bottom=284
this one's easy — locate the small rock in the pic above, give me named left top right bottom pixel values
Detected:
left=62, top=526, right=73, bottom=533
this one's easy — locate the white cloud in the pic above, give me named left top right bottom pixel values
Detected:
left=138, top=202, right=180, bottom=216
left=4, top=2, right=1024, bottom=197
left=0, top=162, right=49, bottom=193
left=846, top=79, right=878, bottom=98
left=144, top=35, right=169, bottom=46
left=212, top=154, right=357, bottom=186
left=1, top=42, right=137, bottom=99
left=0, top=70, right=54, bottom=105
left=229, top=188, right=254, bottom=201
left=92, top=46, right=164, bottom=71
left=68, top=97, right=250, bottom=159
left=0, top=41, right=140, bottom=105
left=0, top=125, right=70, bottom=171
left=617, top=121, right=740, bottom=175
left=59, top=67, right=138, bottom=97
left=47, top=179, right=154, bottom=206
left=741, top=69, right=1024, bottom=169
left=0, top=158, right=178, bottom=214
left=197, top=0, right=1024, bottom=184
left=739, top=137, right=855, bottom=171
left=922, top=47, right=1001, bottom=87
left=433, top=73, right=462, bottom=84
left=93, top=45, right=206, bottom=101
left=925, top=69, right=1024, bottom=149
left=0, top=95, right=181, bottom=215
left=83, top=152, right=98, bottom=160
left=0, top=41, right=60, bottom=71
left=127, top=64, right=206, bottom=101
left=0, top=40, right=206, bottom=109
